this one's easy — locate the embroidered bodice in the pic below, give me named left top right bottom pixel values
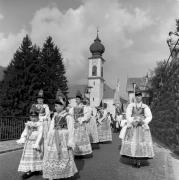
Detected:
left=73, top=106, right=84, bottom=121
left=54, top=113, right=68, bottom=130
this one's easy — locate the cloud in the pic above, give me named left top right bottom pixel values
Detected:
left=29, top=0, right=153, bottom=84
left=0, top=29, right=27, bottom=66
left=0, top=0, right=153, bottom=89
left=0, top=14, right=4, bottom=20
left=152, top=1, right=179, bottom=43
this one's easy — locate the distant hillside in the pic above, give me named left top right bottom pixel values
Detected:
left=0, top=66, right=6, bottom=81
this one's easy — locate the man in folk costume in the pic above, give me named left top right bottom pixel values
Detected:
left=70, top=90, right=92, bottom=156
left=96, top=101, right=112, bottom=142
left=17, top=105, right=43, bottom=179
left=43, top=89, right=77, bottom=180
left=83, top=97, right=99, bottom=144
left=35, top=89, right=50, bottom=141
left=120, top=86, right=154, bottom=168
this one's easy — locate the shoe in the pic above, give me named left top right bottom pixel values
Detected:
left=33, top=171, right=42, bottom=175
left=132, top=158, right=137, bottom=167
left=22, top=171, right=33, bottom=179
left=136, top=160, right=141, bottom=168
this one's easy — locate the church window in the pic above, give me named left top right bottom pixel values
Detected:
left=94, top=81, right=95, bottom=85
left=101, top=67, right=103, bottom=77
left=92, top=65, right=97, bottom=76
left=93, top=98, right=94, bottom=101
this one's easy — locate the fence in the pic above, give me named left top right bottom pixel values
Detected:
left=0, top=116, right=29, bottom=141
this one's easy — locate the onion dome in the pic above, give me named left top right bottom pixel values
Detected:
left=90, top=33, right=105, bottom=57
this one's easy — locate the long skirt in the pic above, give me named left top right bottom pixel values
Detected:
left=97, top=118, right=112, bottom=142
left=74, top=123, right=92, bottom=156
left=86, top=117, right=99, bottom=144
left=43, top=131, right=77, bottom=179
left=120, top=126, right=154, bottom=158
left=18, top=133, right=43, bottom=172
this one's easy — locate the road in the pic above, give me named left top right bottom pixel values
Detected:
left=0, top=133, right=175, bottom=180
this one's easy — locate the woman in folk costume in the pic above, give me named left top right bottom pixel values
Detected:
left=96, top=101, right=112, bottom=142
left=70, top=90, right=92, bottom=156
left=120, top=87, right=154, bottom=168
left=35, top=89, right=50, bottom=141
left=43, top=89, right=77, bottom=180
left=83, top=97, right=99, bottom=144
left=114, top=103, right=123, bottom=132
left=16, top=105, right=43, bottom=179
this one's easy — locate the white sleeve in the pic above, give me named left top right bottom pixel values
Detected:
left=79, top=107, right=91, bottom=123
left=144, top=105, right=152, bottom=125
left=67, top=115, right=75, bottom=149
left=33, top=122, right=43, bottom=148
left=44, top=104, right=50, bottom=119
left=68, top=107, right=74, bottom=116
left=16, top=123, right=29, bottom=144
left=126, top=104, right=134, bottom=124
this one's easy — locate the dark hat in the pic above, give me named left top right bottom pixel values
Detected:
left=30, top=104, right=39, bottom=116
left=37, top=89, right=44, bottom=99
left=135, top=86, right=142, bottom=96
left=103, top=103, right=107, bottom=109
left=76, top=90, right=82, bottom=99
left=56, top=88, right=66, bottom=100
left=96, top=100, right=103, bottom=110
left=55, top=89, right=67, bottom=106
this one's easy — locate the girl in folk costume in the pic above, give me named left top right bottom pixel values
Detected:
left=43, top=90, right=77, bottom=180
left=83, top=97, right=99, bottom=144
left=17, top=105, right=43, bottom=179
left=70, top=90, right=92, bottom=156
left=35, top=89, right=50, bottom=141
left=96, top=102, right=112, bottom=142
left=120, top=87, right=154, bottom=168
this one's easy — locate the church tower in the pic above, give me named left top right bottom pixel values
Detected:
left=88, top=31, right=105, bottom=107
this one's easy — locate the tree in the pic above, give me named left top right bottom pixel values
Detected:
left=0, top=35, right=39, bottom=116
left=39, top=36, right=68, bottom=107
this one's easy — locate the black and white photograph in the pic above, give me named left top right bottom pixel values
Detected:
left=0, top=0, right=179, bottom=180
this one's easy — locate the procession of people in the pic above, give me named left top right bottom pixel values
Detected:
left=16, top=84, right=154, bottom=179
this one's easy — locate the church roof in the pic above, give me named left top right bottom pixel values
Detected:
left=126, top=77, right=151, bottom=92
left=68, top=84, right=87, bottom=99
left=103, top=84, right=115, bottom=98
left=68, top=83, right=114, bottom=99
left=68, top=83, right=127, bottom=103
left=89, top=33, right=105, bottom=58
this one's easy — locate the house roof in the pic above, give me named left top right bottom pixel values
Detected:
left=126, top=77, right=151, bottom=92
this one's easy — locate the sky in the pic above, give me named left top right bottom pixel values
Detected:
left=0, top=0, right=179, bottom=98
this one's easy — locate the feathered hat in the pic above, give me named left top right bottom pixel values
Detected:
left=76, top=90, right=82, bottom=99
left=135, top=86, right=142, bottom=96
left=103, top=103, right=107, bottom=109
left=37, top=89, right=44, bottom=99
left=29, top=104, right=39, bottom=116
left=55, top=89, right=67, bottom=106
left=96, top=100, right=103, bottom=110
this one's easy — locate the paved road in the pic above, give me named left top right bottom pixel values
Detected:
left=0, top=133, right=175, bottom=180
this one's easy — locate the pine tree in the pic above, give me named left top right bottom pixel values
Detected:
left=0, top=35, right=39, bottom=116
left=39, top=36, right=68, bottom=107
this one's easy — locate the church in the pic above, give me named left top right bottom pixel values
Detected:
left=68, top=32, right=127, bottom=115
